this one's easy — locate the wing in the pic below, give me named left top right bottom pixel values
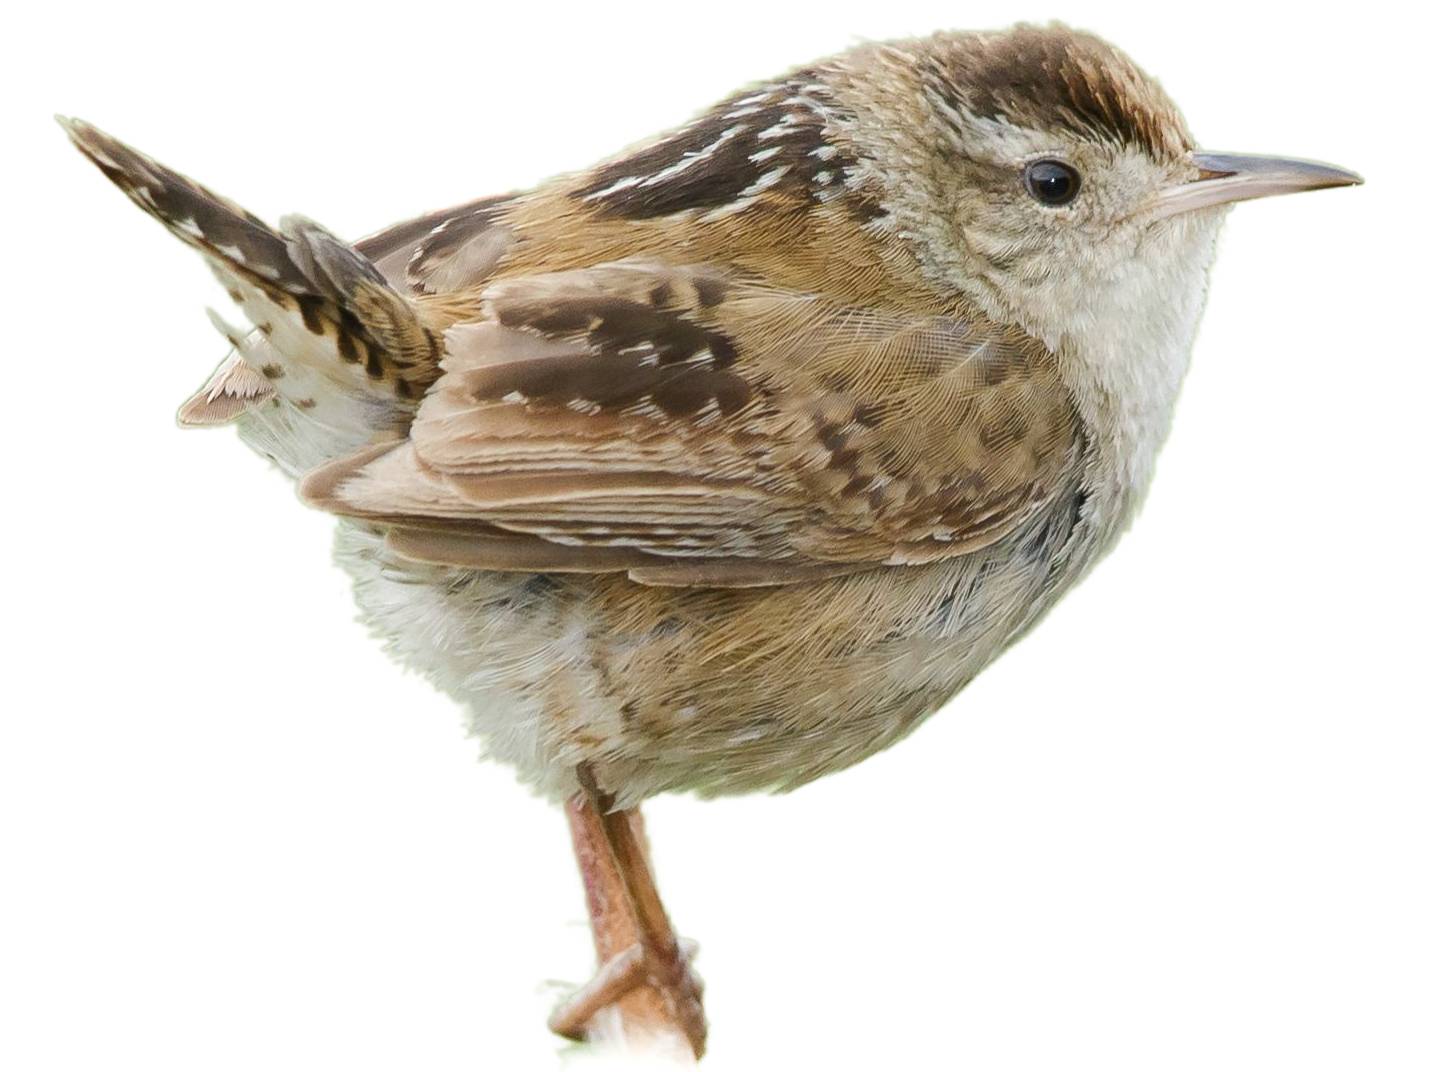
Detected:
left=355, top=194, right=515, bottom=296
left=303, top=260, right=1085, bottom=587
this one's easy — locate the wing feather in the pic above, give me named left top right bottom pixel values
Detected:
left=301, top=260, right=1084, bottom=585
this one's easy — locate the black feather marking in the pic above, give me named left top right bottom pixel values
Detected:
left=336, top=327, right=360, bottom=363
left=60, top=119, right=314, bottom=292
left=570, top=78, right=877, bottom=221
left=62, top=118, right=440, bottom=401
left=355, top=194, right=510, bottom=261
left=296, top=295, right=325, bottom=334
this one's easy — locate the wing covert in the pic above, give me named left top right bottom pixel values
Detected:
left=303, top=260, right=1084, bottom=585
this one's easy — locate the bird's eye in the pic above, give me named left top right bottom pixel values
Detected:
left=1023, top=159, right=1081, bottom=206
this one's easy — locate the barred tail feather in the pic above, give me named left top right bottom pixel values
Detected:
left=61, top=117, right=442, bottom=467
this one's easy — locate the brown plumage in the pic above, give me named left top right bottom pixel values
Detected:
left=304, top=260, right=1080, bottom=584
left=62, top=21, right=1360, bottom=1061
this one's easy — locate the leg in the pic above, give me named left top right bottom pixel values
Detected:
left=550, top=767, right=707, bottom=1059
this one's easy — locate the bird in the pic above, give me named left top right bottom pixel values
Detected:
left=61, top=22, right=1360, bottom=1061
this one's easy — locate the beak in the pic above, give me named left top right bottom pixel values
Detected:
left=1151, top=152, right=1363, bottom=220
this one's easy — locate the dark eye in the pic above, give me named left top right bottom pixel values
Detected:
left=1023, top=159, right=1081, bottom=206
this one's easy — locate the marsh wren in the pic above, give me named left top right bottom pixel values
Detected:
left=62, top=22, right=1360, bottom=1061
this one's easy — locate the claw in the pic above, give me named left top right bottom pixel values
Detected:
left=549, top=945, right=648, bottom=1041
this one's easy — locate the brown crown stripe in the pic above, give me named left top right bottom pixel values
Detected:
left=922, top=26, right=1192, bottom=162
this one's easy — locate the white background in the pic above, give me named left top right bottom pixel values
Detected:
left=3, top=2, right=1425, bottom=1070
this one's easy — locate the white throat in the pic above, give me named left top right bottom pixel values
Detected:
left=1023, top=212, right=1226, bottom=523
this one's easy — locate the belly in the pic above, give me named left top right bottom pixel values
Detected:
left=331, top=481, right=1088, bottom=806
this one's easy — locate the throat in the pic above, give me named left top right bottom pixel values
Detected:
left=1054, top=236, right=1221, bottom=520
left=1069, top=320, right=1196, bottom=507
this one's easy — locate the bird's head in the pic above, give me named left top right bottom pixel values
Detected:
left=842, top=25, right=1360, bottom=355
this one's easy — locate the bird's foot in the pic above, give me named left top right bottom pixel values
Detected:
left=550, top=937, right=706, bottom=1055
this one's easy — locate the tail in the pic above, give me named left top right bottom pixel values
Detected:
left=61, top=118, right=442, bottom=461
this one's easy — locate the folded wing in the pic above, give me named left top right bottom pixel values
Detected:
left=302, top=260, right=1084, bottom=586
